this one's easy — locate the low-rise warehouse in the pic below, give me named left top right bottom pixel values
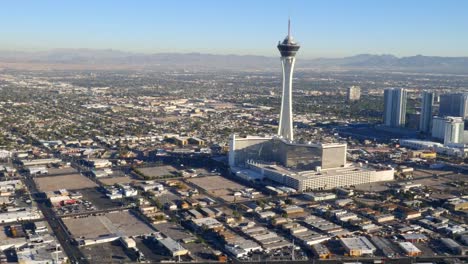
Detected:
left=158, top=237, right=189, bottom=257
left=340, top=237, right=376, bottom=257
left=399, top=242, right=422, bottom=257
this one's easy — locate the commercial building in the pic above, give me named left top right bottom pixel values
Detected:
left=0, top=209, right=42, bottom=224
left=439, top=93, right=468, bottom=118
left=432, top=116, right=464, bottom=144
left=241, top=225, right=291, bottom=251
left=370, top=236, right=397, bottom=258
left=401, top=233, right=428, bottom=243
left=244, top=162, right=393, bottom=192
left=445, top=198, right=468, bottom=211
left=408, top=150, right=436, bottom=159
left=21, top=158, right=62, bottom=166
left=229, top=135, right=346, bottom=170
left=158, top=237, right=189, bottom=257
left=0, top=222, right=68, bottom=263
left=303, top=192, right=336, bottom=201
left=383, top=88, right=407, bottom=127
left=347, top=86, right=361, bottom=102
left=419, top=91, right=434, bottom=133
left=311, top=243, right=331, bottom=259
left=399, top=242, right=422, bottom=257
left=340, top=236, right=376, bottom=257
left=440, top=238, right=468, bottom=255
left=303, top=216, right=347, bottom=236
left=277, top=19, right=300, bottom=141
left=26, top=166, right=48, bottom=175
left=191, top=217, right=224, bottom=232
left=281, top=205, right=304, bottom=215
left=400, top=139, right=468, bottom=157
left=224, top=235, right=262, bottom=258
left=121, top=237, right=137, bottom=249
left=86, top=158, right=112, bottom=168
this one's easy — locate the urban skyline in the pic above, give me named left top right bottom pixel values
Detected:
left=1, top=2, right=468, bottom=264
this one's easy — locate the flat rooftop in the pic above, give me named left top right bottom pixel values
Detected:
left=341, top=237, right=376, bottom=251
left=233, top=135, right=346, bottom=149
left=258, top=163, right=383, bottom=181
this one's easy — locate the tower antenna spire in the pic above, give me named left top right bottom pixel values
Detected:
left=288, top=17, right=291, bottom=39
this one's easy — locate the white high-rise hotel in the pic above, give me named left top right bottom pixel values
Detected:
left=277, top=19, right=300, bottom=141
left=432, top=116, right=464, bottom=145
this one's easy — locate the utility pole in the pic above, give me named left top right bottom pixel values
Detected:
left=55, top=243, right=59, bottom=264
left=291, top=239, right=295, bottom=261
left=177, top=242, right=181, bottom=262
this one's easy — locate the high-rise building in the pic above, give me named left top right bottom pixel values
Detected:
left=431, top=116, right=464, bottom=144
left=443, top=117, right=464, bottom=145
left=277, top=19, right=300, bottom=141
left=439, top=93, right=468, bottom=118
left=432, top=117, right=447, bottom=140
left=419, top=91, right=434, bottom=133
left=383, top=88, right=407, bottom=127
left=347, top=86, right=361, bottom=101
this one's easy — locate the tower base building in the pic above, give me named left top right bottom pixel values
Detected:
left=229, top=135, right=394, bottom=192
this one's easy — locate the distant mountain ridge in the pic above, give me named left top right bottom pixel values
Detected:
left=1, top=49, right=468, bottom=73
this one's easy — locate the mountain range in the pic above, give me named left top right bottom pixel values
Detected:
left=1, top=49, right=468, bottom=73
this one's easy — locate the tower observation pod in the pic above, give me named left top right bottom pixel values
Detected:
left=277, top=19, right=300, bottom=141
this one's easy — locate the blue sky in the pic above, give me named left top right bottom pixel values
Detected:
left=1, top=0, right=467, bottom=58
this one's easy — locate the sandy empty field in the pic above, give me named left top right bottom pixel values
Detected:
left=63, top=210, right=155, bottom=239
left=189, top=176, right=245, bottom=191
left=99, top=176, right=137, bottom=186
left=138, top=165, right=178, bottom=178
left=47, top=167, right=79, bottom=176
left=35, top=174, right=98, bottom=192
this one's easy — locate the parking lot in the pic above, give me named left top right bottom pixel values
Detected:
left=55, top=198, right=96, bottom=216
left=63, top=210, right=155, bottom=240
left=411, top=170, right=466, bottom=194
left=82, top=240, right=135, bottom=263
left=34, top=174, right=98, bottom=192
left=353, top=181, right=391, bottom=192
left=79, top=187, right=135, bottom=210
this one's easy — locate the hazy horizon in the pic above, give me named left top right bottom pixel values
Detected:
left=1, top=0, right=468, bottom=58
left=3, top=48, right=467, bottom=60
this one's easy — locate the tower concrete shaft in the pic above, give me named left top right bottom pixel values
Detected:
left=278, top=56, right=296, bottom=140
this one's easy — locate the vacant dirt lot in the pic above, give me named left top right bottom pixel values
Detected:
left=99, top=176, right=137, bottom=186
left=138, top=165, right=178, bottom=178
left=188, top=176, right=261, bottom=202
left=35, top=174, right=98, bottom=192
left=47, top=167, right=79, bottom=176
